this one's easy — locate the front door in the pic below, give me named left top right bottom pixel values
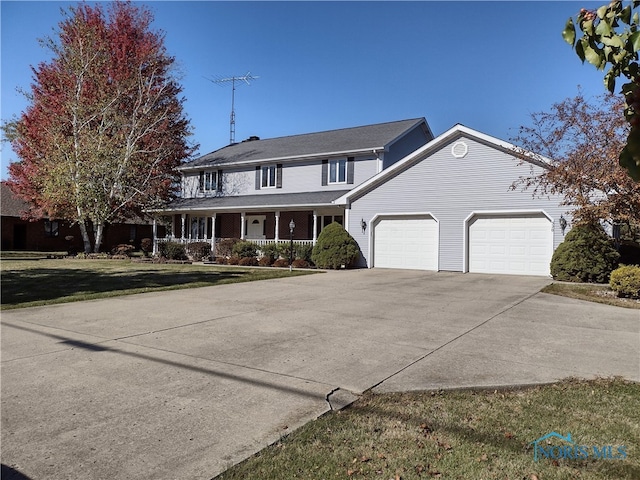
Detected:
left=246, top=215, right=266, bottom=239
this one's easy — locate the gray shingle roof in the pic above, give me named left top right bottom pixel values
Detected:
left=0, top=182, right=30, bottom=218
left=181, top=118, right=427, bottom=170
left=159, top=190, right=350, bottom=213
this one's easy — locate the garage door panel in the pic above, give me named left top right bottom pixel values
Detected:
left=374, top=217, right=438, bottom=271
left=469, top=214, right=552, bottom=276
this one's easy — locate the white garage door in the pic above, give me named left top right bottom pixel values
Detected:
left=468, top=214, right=552, bottom=276
left=373, top=216, right=438, bottom=270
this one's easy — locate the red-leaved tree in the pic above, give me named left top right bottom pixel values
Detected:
left=3, top=1, right=196, bottom=252
left=512, top=92, right=640, bottom=226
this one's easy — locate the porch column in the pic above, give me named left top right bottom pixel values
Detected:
left=210, top=214, right=216, bottom=254
left=203, top=215, right=208, bottom=241
left=152, top=218, right=158, bottom=255
left=180, top=214, right=186, bottom=241
left=170, top=215, right=176, bottom=238
left=344, top=207, right=350, bottom=236
left=240, top=212, right=246, bottom=240
left=312, top=210, right=318, bottom=245
left=274, top=211, right=280, bottom=241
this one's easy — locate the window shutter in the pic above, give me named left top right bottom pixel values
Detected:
left=276, top=164, right=283, bottom=188
left=347, top=157, right=354, bottom=184
left=255, top=166, right=261, bottom=190
left=199, top=171, right=204, bottom=192
left=321, top=160, right=328, bottom=186
left=217, top=169, right=223, bottom=193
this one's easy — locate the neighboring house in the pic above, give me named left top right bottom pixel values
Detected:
left=156, top=120, right=570, bottom=276
left=337, top=124, right=570, bottom=276
left=156, top=118, right=434, bottom=246
left=0, top=182, right=160, bottom=252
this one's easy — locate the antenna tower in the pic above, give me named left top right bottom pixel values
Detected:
left=209, top=71, right=259, bottom=144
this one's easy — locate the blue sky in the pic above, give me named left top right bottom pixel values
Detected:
left=1, top=1, right=608, bottom=180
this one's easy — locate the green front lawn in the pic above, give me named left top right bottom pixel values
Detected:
left=217, top=378, right=639, bottom=480
left=0, top=258, right=315, bottom=309
left=542, top=283, right=640, bottom=309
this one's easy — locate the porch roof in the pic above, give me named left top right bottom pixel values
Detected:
left=156, top=190, right=350, bottom=213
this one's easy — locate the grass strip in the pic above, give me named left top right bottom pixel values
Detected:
left=217, top=378, right=639, bottom=480
left=1, top=259, right=315, bottom=309
left=541, top=283, right=640, bottom=309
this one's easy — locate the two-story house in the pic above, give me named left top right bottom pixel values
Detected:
left=155, top=118, right=434, bottom=247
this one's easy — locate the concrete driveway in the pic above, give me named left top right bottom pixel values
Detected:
left=2, top=269, right=638, bottom=479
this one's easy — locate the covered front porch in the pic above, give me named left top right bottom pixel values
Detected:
left=153, top=208, right=346, bottom=254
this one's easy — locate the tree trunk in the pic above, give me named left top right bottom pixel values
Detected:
left=93, top=223, right=105, bottom=253
left=78, top=221, right=92, bottom=254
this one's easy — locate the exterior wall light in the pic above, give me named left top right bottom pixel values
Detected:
left=361, top=218, right=367, bottom=233
left=559, top=215, right=567, bottom=235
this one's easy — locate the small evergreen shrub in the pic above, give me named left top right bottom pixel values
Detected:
left=550, top=223, right=620, bottom=283
left=259, top=243, right=280, bottom=263
left=216, top=238, right=240, bottom=257
left=238, top=256, right=258, bottom=266
left=227, top=256, right=240, bottom=265
left=157, top=241, right=188, bottom=261
left=610, top=265, right=640, bottom=298
left=294, top=244, right=314, bottom=263
left=214, top=256, right=227, bottom=265
left=187, top=241, right=212, bottom=261
left=232, top=240, right=258, bottom=259
left=311, top=222, right=360, bottom=269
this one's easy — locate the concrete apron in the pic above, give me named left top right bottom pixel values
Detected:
left=1, top=269, right=638, bottom=480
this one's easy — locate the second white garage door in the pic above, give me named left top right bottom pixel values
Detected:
left=468, top=214, right=552, bottom=276
left=373, top=216, right=438, bottom=270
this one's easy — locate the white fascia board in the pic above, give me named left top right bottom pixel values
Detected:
left=333, top=124, right=553, bottom=205
left=148, top=202, right=342, bottom=214
left=178, top=147, right=385, bottom=171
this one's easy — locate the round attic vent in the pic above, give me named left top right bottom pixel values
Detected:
left=451, top=141, right=468, bottom=158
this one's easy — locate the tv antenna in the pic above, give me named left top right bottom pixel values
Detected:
left=208, top=71, right=259, bottom=144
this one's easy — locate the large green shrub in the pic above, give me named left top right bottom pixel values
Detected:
left=157, top=241, right=188, bottom=260
left=610, top=265, right=640, bottom=298
left=550, top=223, right=620, bottom=283
left=216, top=238, right=240, bottom=257
left=186, top=241, right=212, bottom=261
left=232, top=240, right=258, bottom=259
left=311, top=222, right=360, bottom=269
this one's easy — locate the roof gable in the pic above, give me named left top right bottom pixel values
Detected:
left=333, top=124, right=552, bottom=205
left=181, top=118, right=429, bottom=170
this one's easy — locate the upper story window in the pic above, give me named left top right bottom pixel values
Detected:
left=256, top=164, right=282, bottom=189
left=199, top=170, right=222, bottom=193
left=262, top=165, right=277, bottom=188
left=322, top=157, right=354, bottom=186
left=329, top=159, right=346, bottom=184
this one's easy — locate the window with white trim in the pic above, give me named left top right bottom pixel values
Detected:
left=199, top=171, right=218, bottom=192
left=44, top=220, right=59, bottom=237
left=316, top=215, right=344, bottom=236
left=328, top=159, right=346, bottom=184
left=262, top=165, right=277, bottom=188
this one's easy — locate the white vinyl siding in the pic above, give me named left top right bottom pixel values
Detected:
left=347, top=136, right=569, bottom=272
left=373, top=216, right=438, bottom=271
left=468, top=214, right=552, bottom=276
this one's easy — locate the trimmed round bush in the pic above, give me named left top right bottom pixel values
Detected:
left=550, top=223, right=620, bottom=283
left=311, top=222, right=359, bottom=269
left=610, top=265, right=640, bottom=298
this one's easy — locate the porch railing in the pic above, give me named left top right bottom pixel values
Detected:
left=154, top=237, right=315, bottom=252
